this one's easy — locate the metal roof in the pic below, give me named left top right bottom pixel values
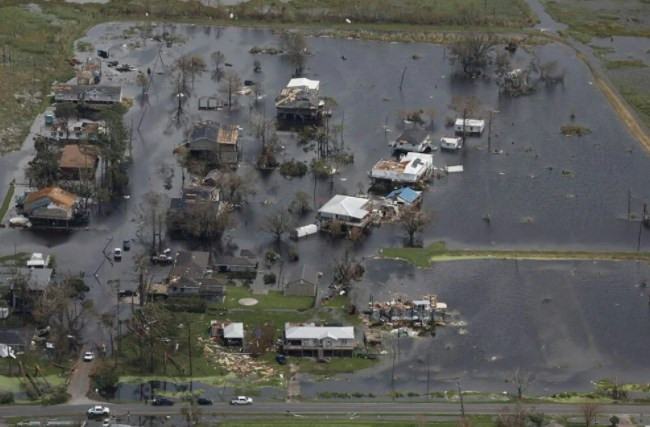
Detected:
left=386, top=187, right=421, bottom=204
left=318, top=195, right=370, bottom=220
left=286, top=78, right=320, bottom=91
left=284, top=323, right=354, bottom=340
left=223, top=323, right=244, bottom=339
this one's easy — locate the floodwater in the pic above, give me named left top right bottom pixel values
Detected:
left=2, top=22, right=650, bottom=398
left=591, top=36, right=650, bottom=62
left=302, top=258, right=650, bottom=397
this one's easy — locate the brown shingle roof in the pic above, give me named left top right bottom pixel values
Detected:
left=23, top=187, right=78, bottom=211
left=59, top=144, right=99, bottom=169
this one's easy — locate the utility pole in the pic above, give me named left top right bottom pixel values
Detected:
left=399, top=66, right=407, bottom=90
left=457, top=379, right=466, bottom=420
left=187, top=321, right=193, bottom=386
left=426, top=355, right=431, bottom=399
left=628, top=189, right=632, bottom=221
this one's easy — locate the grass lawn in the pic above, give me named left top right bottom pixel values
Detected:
left=605, top=60, right=647, bottom=71
left=0, top=351, right=72, bottom=394
left=292, top=357, right=377, bottom=376
left=0, top=184, right=15, bottom=221
left=0, top=252, right=29, bottom=266
left=381, top=242, right=650, bottom=268
left=224, top=286, right=314, bottom=310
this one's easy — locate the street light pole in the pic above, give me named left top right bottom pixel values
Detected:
left=457, top=379, right=466, bottom=420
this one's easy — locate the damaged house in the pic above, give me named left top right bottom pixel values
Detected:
left=187, top=120, right=240, bottom=165
left=282, top=323, right=356, bottom=357
left=370, top=152, right=434, bottom=184
left=53, top=84, right=122, bottom=104
left=275, top=78, right=324, bottom=122
left=45, top=119, right=106, bottom=144
left=58, top=144, right=99, bottom=181
left=19, top=187, right=89, bottom=227
left=369, top=295, right=447, bottom=328
left=388, top=128, right=433, bottom=153
left=211, top=321, right=244, bottom=347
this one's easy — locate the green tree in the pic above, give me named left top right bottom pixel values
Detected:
left=91, top=365, right=119, bottom=398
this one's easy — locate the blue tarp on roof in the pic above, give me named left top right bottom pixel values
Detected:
left=386, top=187, right=420, bottom=203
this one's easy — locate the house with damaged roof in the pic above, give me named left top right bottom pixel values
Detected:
left=19, top=187, right=89, bottom=227
left=370, top=152, right=434, bottom=184
left=275, top=78, right=324, bottom=122
left=59, top=144, right=99, bottom=181
left=187, top=120, right=240, bottom=165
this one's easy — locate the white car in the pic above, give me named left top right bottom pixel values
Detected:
left=102, top=419, right=111, bottom=427
left=113, top=248, right=122, bottom=260
left=83, top=351, right=94, bottom=362
left=87, top=405, right=110, bottom=416
left=230, top=396, right=253, bottom=405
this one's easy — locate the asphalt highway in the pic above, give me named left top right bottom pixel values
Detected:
left=2, top=402, right=650, bottom=419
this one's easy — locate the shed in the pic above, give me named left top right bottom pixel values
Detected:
left=284, top=265, right=319, bottom=297
left=385, top=187, right=422, bottom=206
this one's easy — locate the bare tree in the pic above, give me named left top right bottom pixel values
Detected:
left=580, top=401, right=601, bottom=427
left=136, top=191, right=169, bottom=254
left=173, top=54, right=192, bottom=95
left=54, top=103, right=77, bottom=139
left=220, top=70, right=242, bottom=110
left=218, top=171, right=256, bottom=204
left=280, top=32, right=309, bottom=76
left=186, top=54, right=206, bottom=90
left=538, top=60, right=565, bottom=85
left=167, top=203, right=235, bottom=256
left=449, top=95, right=482, bottom=147
left=260, top=209, right=295, bottom=241
left=289, top=191, right=312, bottom=214
left=254, top=113, right=275, bottom=150
left=136, top=72, right=149, bottom=105
left=211, top=50, right=225, bottom=79
left=448, top=33, right=497, bottom=77
left=181, top=400, right=203, bottom=427
left=332, top=251, right=365, bottom=289
left=32, top=276, right=93, bottom=361
left=510, top=368, right=533, bottom=399
left=398, top=204, right=434, bottom=247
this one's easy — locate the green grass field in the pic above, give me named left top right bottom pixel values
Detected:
left=381, top=242, right=650, bottom=268
left=0, top=184, right=15, bottom=221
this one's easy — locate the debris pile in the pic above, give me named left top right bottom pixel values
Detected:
left=201, top=338, right=277, bottom=380
left=367, top=294, right=447, bottom=329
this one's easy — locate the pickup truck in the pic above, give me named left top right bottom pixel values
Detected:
left=151, top=253, right=173, bottom=265
left=230, top=396, right=253, bottom=405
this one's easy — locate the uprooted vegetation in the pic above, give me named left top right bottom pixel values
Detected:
left=561, top=124, right=592, bottom=136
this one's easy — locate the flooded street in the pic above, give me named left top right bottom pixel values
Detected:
left=2, top=21, right=650, bottom=399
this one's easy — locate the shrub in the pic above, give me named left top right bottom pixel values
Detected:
left=266, top=249, right=278, bottom=263
left=42, top=386, right=70, bottom=405
left=165, top=298, right=207, bottom=313
left=91, top=365, right=119, bottom=399
left=0, top=391, right=14, bottom=404
left=561, top=124, right=591, bottom=136
left=279, top=160, right=308, bottom=178
left=288, top=249, right=299, bottom=261
left=263, top=273, right=276, bottom=284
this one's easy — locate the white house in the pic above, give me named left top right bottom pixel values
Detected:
left=370, top=152, right=433, bottom=183
left=317, top=195, right=371, bottom=226
left=454, top=118, right=485, bottom=135
left=283, top=323, right=355, bottom=356
left=286, top=78, right=320, bottom=91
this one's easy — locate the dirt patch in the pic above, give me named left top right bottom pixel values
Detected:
left=238, top=297, right=259, bottom=306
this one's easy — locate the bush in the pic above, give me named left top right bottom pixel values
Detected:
left=266, top=249, right=278, bottom=263
left=560, top=124, right=591, bottom=136
left=263, top=273, right=276, bottom=284
left=288, top=249, right=299, bottom=261
left=41, top=386, right=69, bottom=405
left=279, top=160, right=308, bottom=178
left=0, top=391, right=14, bottom=404
left=91, top=366, right=119, bottom=399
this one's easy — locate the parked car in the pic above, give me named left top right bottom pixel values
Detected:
left=230, top=396, right=253, bottom=405
left=122, top=240, right=131, bottom=251
left=151, top=397, right=174, bottom=406
left=83, top=351, right=94, bottom=362
left=275, top=354, right=287, bottom=365
left=107, top=60, right=118, bottom=67
left=113, top=248, right=122, bottom=260
left=97, top=49, right=109, bottom=59
left=87, top=405, right=109, bottom=416
left=196, top=397, right=213, bottom=405
left=102, top=419, right=111, bottom=427
left=118, top=289, right=138, bottom=298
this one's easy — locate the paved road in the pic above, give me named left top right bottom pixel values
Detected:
left=2, top=402, right=650, bottom=419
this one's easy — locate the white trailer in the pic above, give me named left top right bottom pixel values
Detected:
left=454, top=118, right=485, bottom=135
left=292, top=224, right=319, bottom=239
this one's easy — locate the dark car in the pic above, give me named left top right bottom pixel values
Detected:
left=122, top=240, right=131, bottom=251
left=107, top=61, right=119, bottom=67
left=97, top=49, right=109, bottom=58
left=275, top=354, right=287, bottom=365
left=118, top=289, right=138, bottom=298
left=196, top=397, right=213, bottom=406
left=151, top=397, right=174, bottom=406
